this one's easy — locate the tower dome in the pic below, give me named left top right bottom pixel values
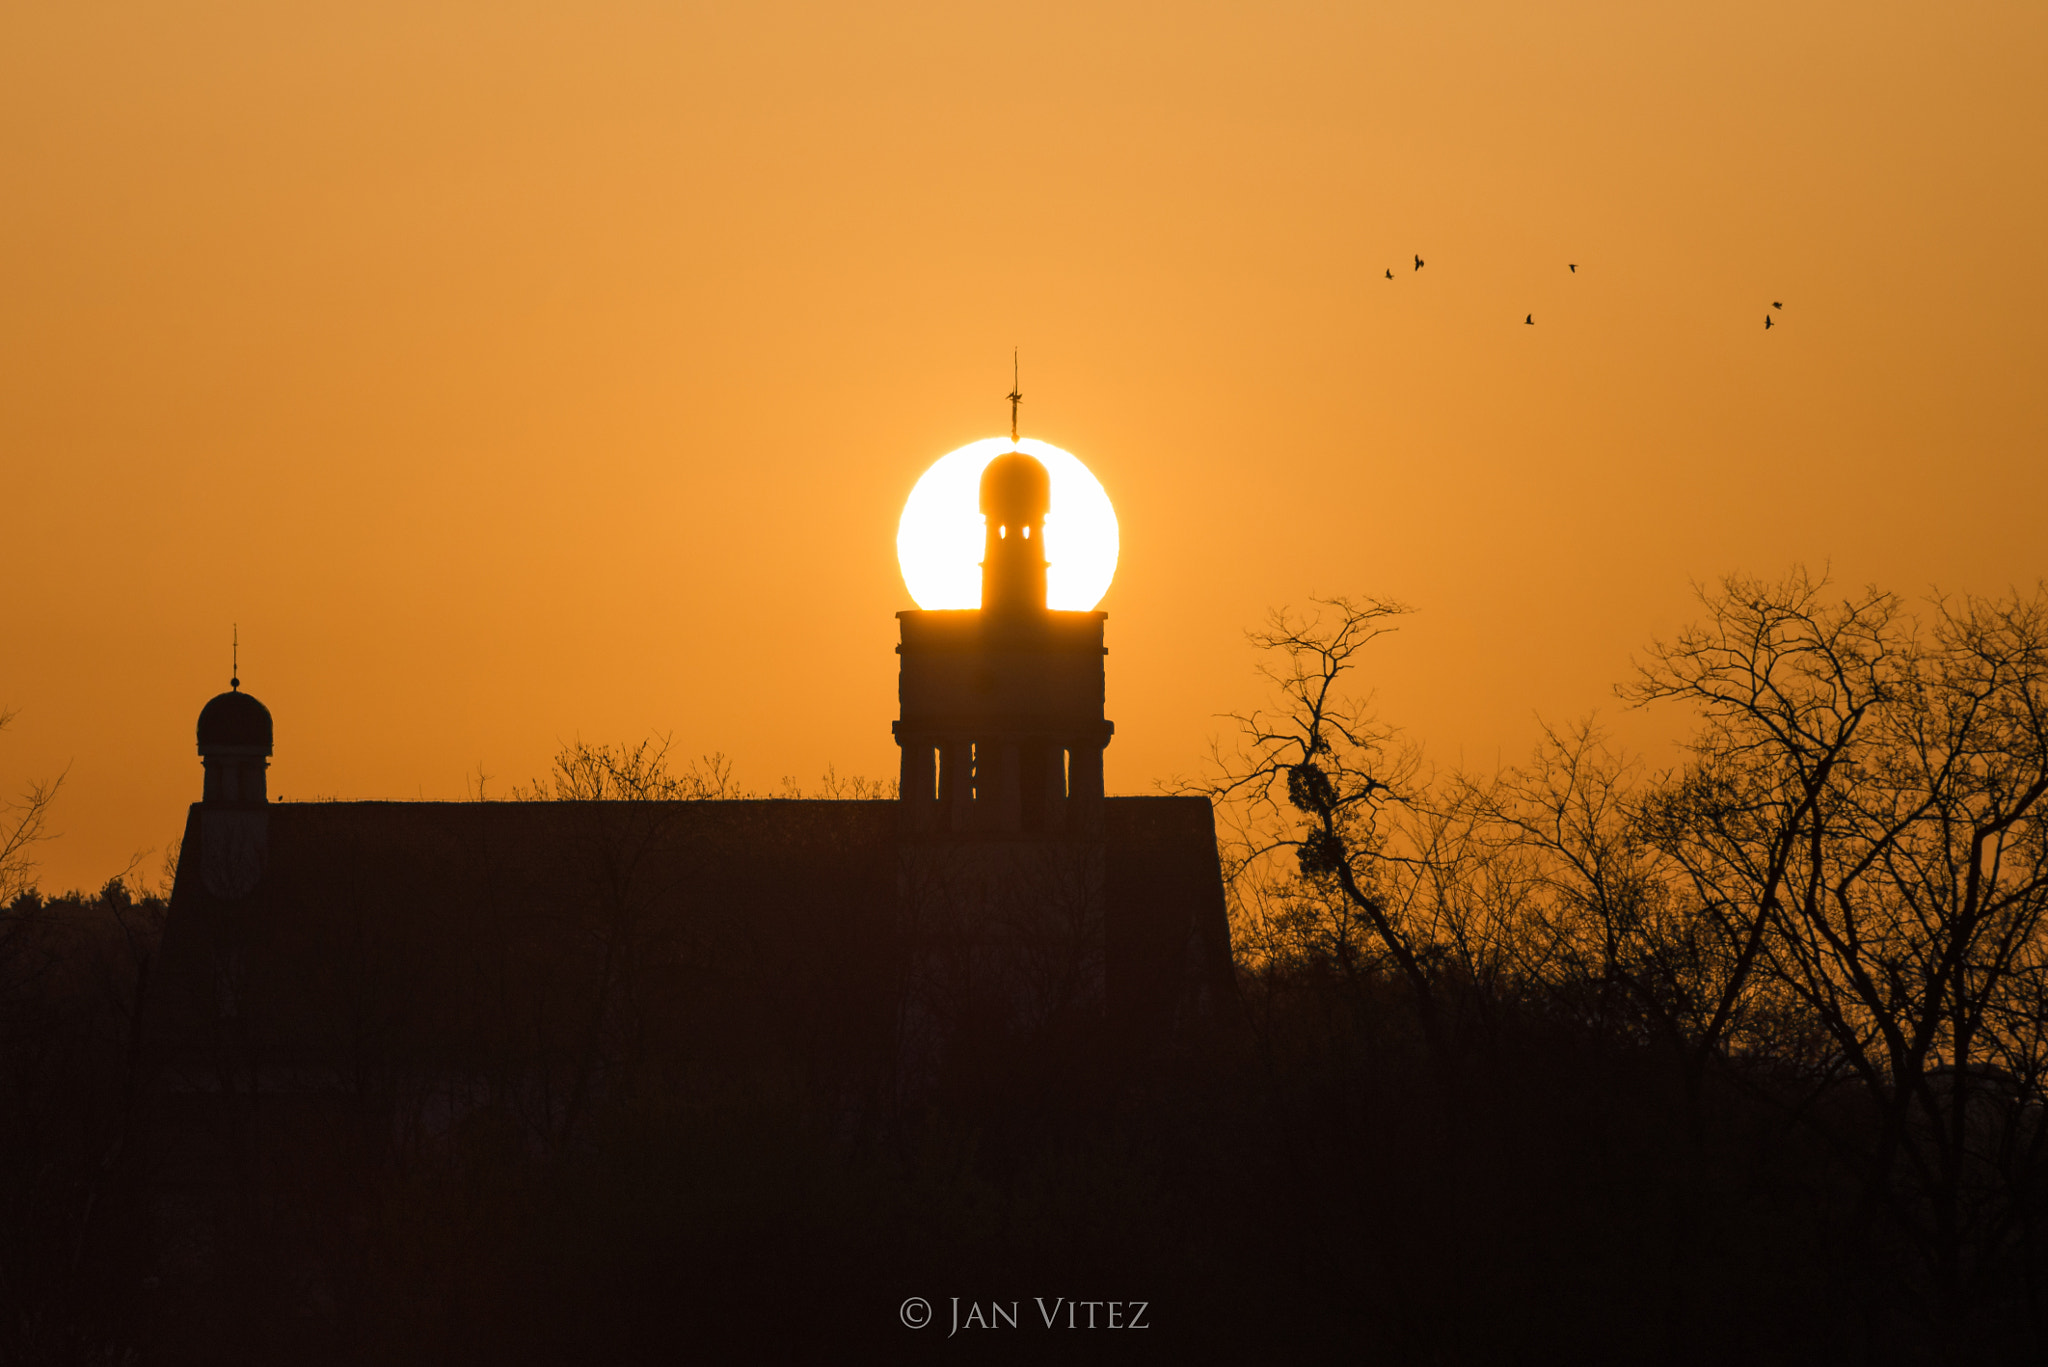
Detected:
left=197, top=683, right=272, bottom=804
left=979, top=450, right=1052, bottom=525
left=198, top=689, right=273, bottom=752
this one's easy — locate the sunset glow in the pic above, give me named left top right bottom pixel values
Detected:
left=4, top=0, right=2042, bottom=911
left=5, top=2, right=2047, bottom=1353
left=896, top=438, right=1119, bottom=611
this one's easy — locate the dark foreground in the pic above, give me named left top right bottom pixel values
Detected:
left=5, top=880, right=2043, bottom=1366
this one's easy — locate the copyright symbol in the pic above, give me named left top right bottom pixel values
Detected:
left=900, top=1297, right=932, bottom=1329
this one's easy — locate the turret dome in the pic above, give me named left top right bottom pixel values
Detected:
left=979, top=450, right=1052, bottom=524
left=198, top=688, right=273, bottom=755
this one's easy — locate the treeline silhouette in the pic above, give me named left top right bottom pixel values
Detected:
left=3, top=569, right=2045, bottom=1364
left=1198, top=570, right=2048, bottom=1364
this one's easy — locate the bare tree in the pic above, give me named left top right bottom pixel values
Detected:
left=1194, top=597, right=1453, bottom=1025
left=1460, top=720, right=1685, bottom=1043
left=0, top=707, right=64, bottom=905
left=1625, top=571, right=1898, bottom=1081
left=778, top=764, right=898, bottom=800
left=512, top=735, right=739, bottom=802
left=1631, top=571, right=2048, bottom=1325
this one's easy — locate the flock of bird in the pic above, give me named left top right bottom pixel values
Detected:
left=1390, top=255, right=1785, bottom=330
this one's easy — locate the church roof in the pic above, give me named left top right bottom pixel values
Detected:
left=153, top=796, right=1231, bottom=1082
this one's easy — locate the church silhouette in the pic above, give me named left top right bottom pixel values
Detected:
left=152, top=447, right=1233, bottom=1198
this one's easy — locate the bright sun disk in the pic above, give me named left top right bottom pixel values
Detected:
left=897, top=438, right=1119, bottom=611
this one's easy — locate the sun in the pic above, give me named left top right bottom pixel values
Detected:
left=897, top=438, right=1119, bottom=611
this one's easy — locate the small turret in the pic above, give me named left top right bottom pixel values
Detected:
left=978, top=450, right=1052, bottom=612
left=197, top=680, right=272, bottom=805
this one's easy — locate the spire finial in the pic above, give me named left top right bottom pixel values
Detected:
left=231, top=624, right=240, bottom=691
left=1007, top=347, right=1022, bottom=444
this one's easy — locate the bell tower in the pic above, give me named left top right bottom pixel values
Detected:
left=893, top=448, right=1112, bottom=839
left=893, top=437, right=1115, bottom=1054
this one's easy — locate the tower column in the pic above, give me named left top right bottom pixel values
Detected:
left=900, top=742, right=938, bottom=832
left=1067, top=737, right=1105, bottom=828
left=940, top=739, right=974, bottom=830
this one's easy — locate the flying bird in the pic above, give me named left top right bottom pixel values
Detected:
left=1772, top=301, right=1783, bottom=309
left=1764, top=315, right=1774, bottom=330
left=1385, top=269, right=1394, bottom=280
left=1414, top=254, right=1425, bottom=271
left=1525, top=314, right=1534, bottom=325
left=1568, top=263, right=1577, bottom=273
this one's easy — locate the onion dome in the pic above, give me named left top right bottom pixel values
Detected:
left=979, top=450, right=1052, bottom=525
left=197, top=687, right=273, bottom=756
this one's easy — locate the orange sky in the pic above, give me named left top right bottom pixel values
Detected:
left=6, top=1, right=2045, bottom=894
